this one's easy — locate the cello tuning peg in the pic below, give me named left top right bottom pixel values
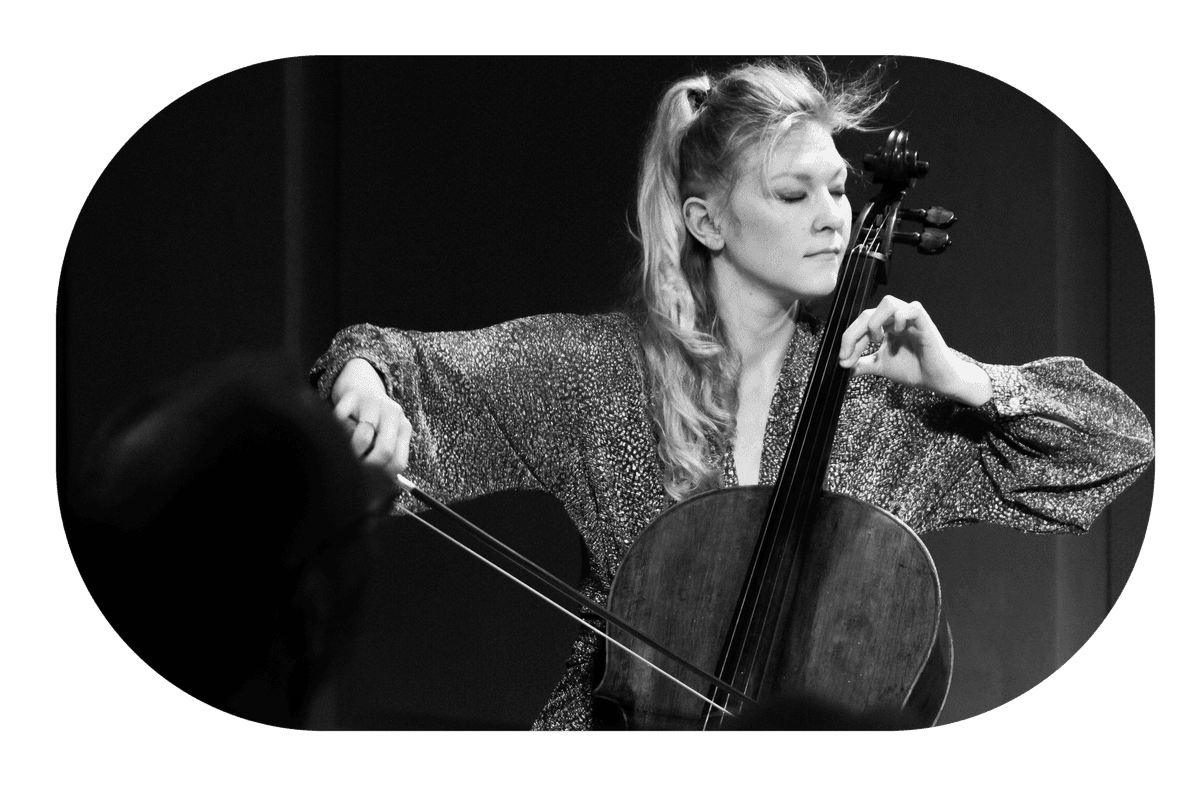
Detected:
left=917, top=228, right=951, bottom=255
left=893, top=228, right=951, bottom=255
left=923, top=206, right=955, bottom=228
left=898, top=207, right=957, bottom=228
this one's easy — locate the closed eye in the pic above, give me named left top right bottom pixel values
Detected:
left=779, top=187, right=845, bottom=203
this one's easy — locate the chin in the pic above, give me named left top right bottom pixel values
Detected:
left=789, top=277, right=838, bottom=313
left=802, top=273, right=839, bottom=300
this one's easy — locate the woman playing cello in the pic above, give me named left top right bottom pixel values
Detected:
left=310, top=58, right=1153, bottom=730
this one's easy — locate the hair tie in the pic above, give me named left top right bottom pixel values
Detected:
left=687, top=86, right=712, bottom=113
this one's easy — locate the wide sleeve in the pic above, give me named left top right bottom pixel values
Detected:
left=834, top=355, right=1154, bottom=536
left=309, top=313, right=642, bottom=508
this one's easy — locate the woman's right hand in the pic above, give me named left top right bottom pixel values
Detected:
left=330, top=358, right=412, bottom=479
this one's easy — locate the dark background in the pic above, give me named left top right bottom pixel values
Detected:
left=58, top=56, right=1154, bottom=728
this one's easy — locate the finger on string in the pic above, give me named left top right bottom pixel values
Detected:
left=867, top=302, right=900, bottom=343
left=888, top=302, right=921, bottom=336
left=840, top=308, right=876, bottom=360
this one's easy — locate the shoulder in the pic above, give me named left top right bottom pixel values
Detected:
left=485, top=312, right=639, bottom=361
left=495, top=311, right=636, bottom=340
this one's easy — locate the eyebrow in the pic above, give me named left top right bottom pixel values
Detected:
left=769, top=163, right=848, bottom=183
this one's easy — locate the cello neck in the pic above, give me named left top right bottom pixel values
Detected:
left=767, top=232, right=887, bottom=538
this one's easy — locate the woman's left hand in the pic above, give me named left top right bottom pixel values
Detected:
left=838, top=295, right=993, bottom=407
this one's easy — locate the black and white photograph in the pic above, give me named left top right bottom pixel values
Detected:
left=8, top=7, right=1193, bottom=798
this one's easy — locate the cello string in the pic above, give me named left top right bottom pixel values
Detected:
left=786, top=212, right=887, bottom=507
left=708, top=235, right=877, bottom=722
left=393, top=503, right=738, bottom=718
left=774, top=218, right=883, bottom=528
left=723, top=208, right=890, bottom=699
left=714, top=225, right=877, bottom=685
left=763, top=212, right=890, bottom=619
left=772, top=215, right=887, bottom=545
left=763, top=220, right=886, bottom=610
left=779, top=223, right=883, bottom=532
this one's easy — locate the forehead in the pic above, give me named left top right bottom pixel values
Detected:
left=763, top=122, right=844, bottom=179
left=732, top=121, right=844, bottom=190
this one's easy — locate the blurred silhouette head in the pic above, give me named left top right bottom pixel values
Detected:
left=70, top=353, right=394, bottom=728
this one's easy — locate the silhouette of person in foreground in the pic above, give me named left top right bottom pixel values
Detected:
left=69, top=354, right=395, bottom=728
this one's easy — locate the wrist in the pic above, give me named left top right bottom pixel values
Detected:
left=943, top=356, right=993, bottom=407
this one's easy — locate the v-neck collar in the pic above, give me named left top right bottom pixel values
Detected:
left=721, top=315, right=824, bottom=488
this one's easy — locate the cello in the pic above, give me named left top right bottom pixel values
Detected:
left=592, top=129, right=956, bottom=729
left=401, top=129, right=956, bottom=729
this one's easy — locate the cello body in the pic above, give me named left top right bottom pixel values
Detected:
left=593, top=486, right=952, bottom=729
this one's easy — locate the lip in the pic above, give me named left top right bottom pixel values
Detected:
left=805, top=248, right=842, bottom=258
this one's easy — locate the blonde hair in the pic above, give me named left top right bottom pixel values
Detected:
left=632, top=58, right=887, bottom=501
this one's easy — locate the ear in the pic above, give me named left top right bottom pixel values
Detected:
left=682, top=196, right=724, bottom=251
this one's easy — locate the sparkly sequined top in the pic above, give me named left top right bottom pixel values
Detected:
left=310, top=311, right=1153, bottom=730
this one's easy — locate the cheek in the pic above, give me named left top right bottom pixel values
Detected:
left=750, top=212, right=798, bottom=253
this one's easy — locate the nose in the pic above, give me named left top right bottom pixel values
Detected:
left=814, top=189, right=848, bottom=233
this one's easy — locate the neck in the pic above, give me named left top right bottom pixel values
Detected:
left=711, top=272, right=798, bottom=376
